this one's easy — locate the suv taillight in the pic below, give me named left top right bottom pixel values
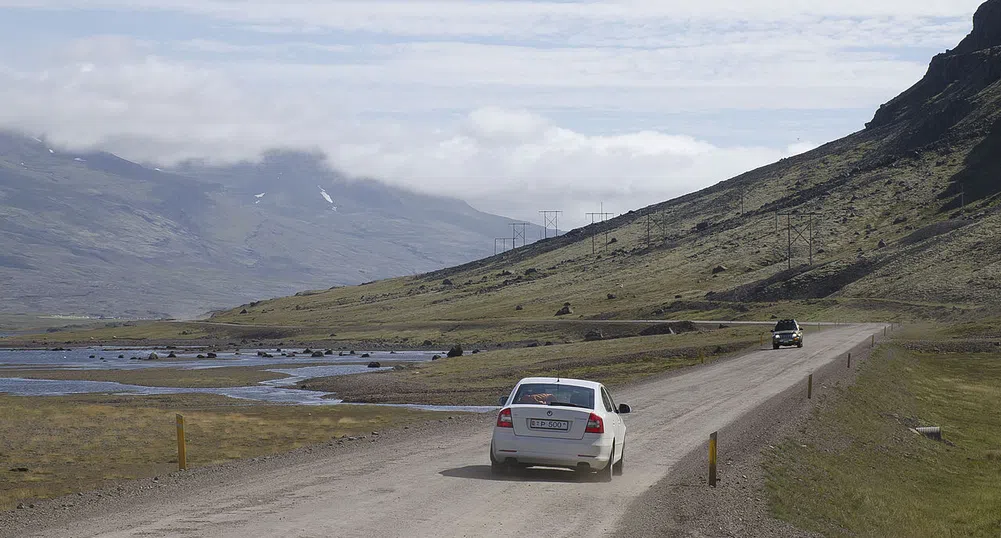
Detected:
left=496, top=408, right=513, bottom=428
left=585, top=413, right=604, bottom=434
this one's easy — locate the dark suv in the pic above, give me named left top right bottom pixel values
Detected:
left=772, top=319, right=803, bottom=349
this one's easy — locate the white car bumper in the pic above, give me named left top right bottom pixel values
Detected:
left=492, top=429, right=614, bottom=470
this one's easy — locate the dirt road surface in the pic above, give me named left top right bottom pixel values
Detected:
left=6, top=323, right=885, bottom=538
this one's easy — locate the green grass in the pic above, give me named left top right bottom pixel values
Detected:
left=0, top=393, right=453, bottom=511
left=306, top=325, right=768, bottom=405
left=763, top=341, right=1001, bottom=537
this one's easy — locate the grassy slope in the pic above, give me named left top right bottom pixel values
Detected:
left=763, top=327, right=1001, bottom=537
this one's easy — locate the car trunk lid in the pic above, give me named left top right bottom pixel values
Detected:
left=510, top=405, right=591, bottom=440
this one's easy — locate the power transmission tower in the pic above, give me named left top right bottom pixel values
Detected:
left=510, top=223, right=529, bottom=249
left=585, top=204, right=614, bottom=255
left=777, top=212, right=821, bottom=269
left=539, top=211, right=563, bottom=239
left=494, top=238, right=511, bottom=255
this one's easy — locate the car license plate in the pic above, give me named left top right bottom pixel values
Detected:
left=529, top=419, right=570, bottom=431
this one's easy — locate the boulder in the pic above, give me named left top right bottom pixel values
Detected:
left=712, top=265, right=728, bottom=274
left=432, top=355, right=441, bottom=361
left=584, top=330, right=604, bottom=342
left=878, top=239, right=888, bottom=249
left=447, top=344, right=464, bottom=358
left=515, top=305, right=524, bottom=311
left=206, top=352, right=217, bottom=359
left=607, top=293, right=617, bottom=300
left=311, top=351, right=325, bottom=357
left=361, top=353, right=371, bottom=358
left=240, top=309, right=248, bottom=314
left=167, top=352, right=177, bottom=358
left=442, top=279, right=454, bottom=286
left=367, top=362, right=382, bottom=368
left=196, top=354, right=206, bottom=359
left=555, top=305, right=573, bottom=316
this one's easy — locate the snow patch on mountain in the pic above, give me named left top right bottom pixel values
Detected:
left=318, top=186, right=337, bottom=211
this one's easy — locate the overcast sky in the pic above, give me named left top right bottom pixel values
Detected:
left=0, top=1, right=983, bottom=226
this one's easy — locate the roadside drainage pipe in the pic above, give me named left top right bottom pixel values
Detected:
left=914, top=426, right=942, bottom=441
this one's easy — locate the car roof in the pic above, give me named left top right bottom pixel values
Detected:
left=515, top=377, right=602, bottom=390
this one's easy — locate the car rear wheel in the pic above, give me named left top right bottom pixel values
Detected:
left=600, top=442, right=614, bottom=482
left=489, top=443, right=505, bottom=476
left=773, top=344, right=780, bottom=350
left=613, top=444, right=624, bottom=476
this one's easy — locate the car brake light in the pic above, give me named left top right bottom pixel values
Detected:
left=585, top=413, right=604, bottom=434
left=496, top=408, right=513, bottom=428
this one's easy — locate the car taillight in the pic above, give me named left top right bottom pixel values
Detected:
left=585, top=413, right=604, bottom=434
left=496, top=408, right=513, bottom=428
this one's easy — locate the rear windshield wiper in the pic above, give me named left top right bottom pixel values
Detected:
left=548, top=401, right=591, bottom=409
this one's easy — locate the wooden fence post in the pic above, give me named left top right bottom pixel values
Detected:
left=709, top=431, right=718, bottom=487
left=176, top=414, right=187, bottom=471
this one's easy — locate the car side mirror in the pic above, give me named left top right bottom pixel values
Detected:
left=618, top=404, right=631, bottom=414
left=498, top=396, right=508, bottom=406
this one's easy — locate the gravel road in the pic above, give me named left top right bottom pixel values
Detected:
left=2, top=323, right=885, bottom=538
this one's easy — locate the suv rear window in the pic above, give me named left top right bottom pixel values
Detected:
left=512, top=384, right=595, bottom=409
left=774, top=320, right=799, bottom=331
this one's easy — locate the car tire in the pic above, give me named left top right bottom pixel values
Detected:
left=600, top=442, right=614, bottom=482
left=797, top=342, right=803, bottom=348
left=489, top=443, right=505, bottom=476
left=613, top=444, right=624, bottom=476
left=773, top=344, right=780, bottom=350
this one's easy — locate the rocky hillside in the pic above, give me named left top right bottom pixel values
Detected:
left=0, top=138, right=538, bottom=318
left=200, top=0, right=1001, bottom=331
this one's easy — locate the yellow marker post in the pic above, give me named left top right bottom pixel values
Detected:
left=709, top=431, right=718, bottom=487
left=808, top=374, right=813, bottom=399
left=176, top=414, right=187, bottom=471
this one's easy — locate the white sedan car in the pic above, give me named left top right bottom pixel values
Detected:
left=490, top=377, right=630, bottom=481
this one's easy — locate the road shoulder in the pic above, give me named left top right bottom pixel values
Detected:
left=615, top=337, right=878, bottom=537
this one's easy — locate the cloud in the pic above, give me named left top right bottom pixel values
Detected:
left=0, top=1, right=983, bottom=226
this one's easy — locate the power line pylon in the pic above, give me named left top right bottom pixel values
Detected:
left=510, top=222, right=529, bottom=249
left=585, top=205, right=614, bottom=255
left=539, top=211, right=563, bottom=239
left=494, top=238, right=511, bottom=255
left=777, top=211, right=821, bottom=268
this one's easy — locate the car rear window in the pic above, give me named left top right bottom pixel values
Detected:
left=774, top=320, right=798, bottom=331
left=512, top=384, right=595, bottom=409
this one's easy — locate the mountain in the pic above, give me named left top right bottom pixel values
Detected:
left=0, top=135, right=540, bottom=318
left=197, top=0, right=1001, bottom=334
